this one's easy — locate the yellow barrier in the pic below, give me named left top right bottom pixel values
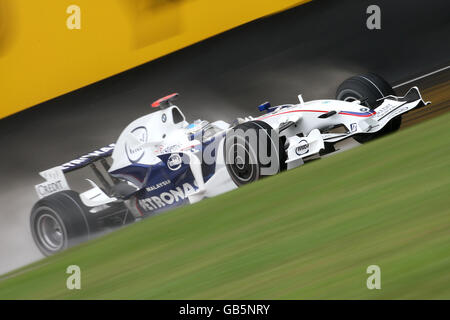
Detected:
left=0, top=0, right=310, bottom=119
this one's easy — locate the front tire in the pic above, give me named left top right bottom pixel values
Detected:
left=30, top=190, right=95, bottom=256
left=336, top=73, right=402, bottom=143
left=224, top=121, right=286, bottom=187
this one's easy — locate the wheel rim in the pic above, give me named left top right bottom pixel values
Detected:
left=227, top=142, right=255, bottom=182
left=344, top=96, right=358, bottom=102
left=338, top=88, right=364, bottom=104
left=36, top=212, right=64, bottom=251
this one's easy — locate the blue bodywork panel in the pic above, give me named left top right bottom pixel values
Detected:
left=110, top=136, right=221, bottom=216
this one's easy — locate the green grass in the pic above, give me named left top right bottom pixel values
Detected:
left=1, top=112, right=449, bottom=299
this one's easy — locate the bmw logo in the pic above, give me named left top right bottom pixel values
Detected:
left=162, top=113, right=167, bottom=123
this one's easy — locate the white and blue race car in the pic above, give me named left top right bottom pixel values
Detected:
left=31, top=73, right=430, bottom=255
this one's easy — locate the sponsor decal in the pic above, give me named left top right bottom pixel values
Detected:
left=36, top=181, right=66, bottom=197
left=375, top=103, right=394, bottom=117
left=145, top=179, right=171, bottom=192
left=395, top=106, right=409, bottom=115
left=376, top=103, right=409, bottom=121
left=61, top=144, right=115, bottom=170
left=35, top=167, right=70, bottom=199
left=126, top=127, right=148, bottom=163
left=163, top=144, right=181, bottom=154
left=138, top=183, right=196, bottom=212
left=295, top=139, right=309, bottom=155
left=167, top=154, right=182, bottom=171
left=350, top=123, right=358, bottom=132
left=154, top=144, right=181, bottom=156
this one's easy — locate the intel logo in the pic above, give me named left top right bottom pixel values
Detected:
left=295, top=140, right=309, bottom=155
left=167, top=154, right=182, bottom=171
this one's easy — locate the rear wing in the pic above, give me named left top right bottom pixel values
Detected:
left=35, top=144, right=115, bottom=199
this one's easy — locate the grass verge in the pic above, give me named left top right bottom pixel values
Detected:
left=1, top=112, right=449, bottom=299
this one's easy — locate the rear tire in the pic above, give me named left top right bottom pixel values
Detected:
left=30, top=190, right=95, bottom=256
left=336, top=73, right=401, bottom=143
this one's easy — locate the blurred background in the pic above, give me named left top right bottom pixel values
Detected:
left=0, top=0, right=309, bottom=119
left=0, top=0, right=449, bottom=275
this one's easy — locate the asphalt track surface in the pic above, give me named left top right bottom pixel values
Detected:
left=0, top=0, right=449, bottom=275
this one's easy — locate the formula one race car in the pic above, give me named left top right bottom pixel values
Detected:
left=31, top=73, right=430, bottom=255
